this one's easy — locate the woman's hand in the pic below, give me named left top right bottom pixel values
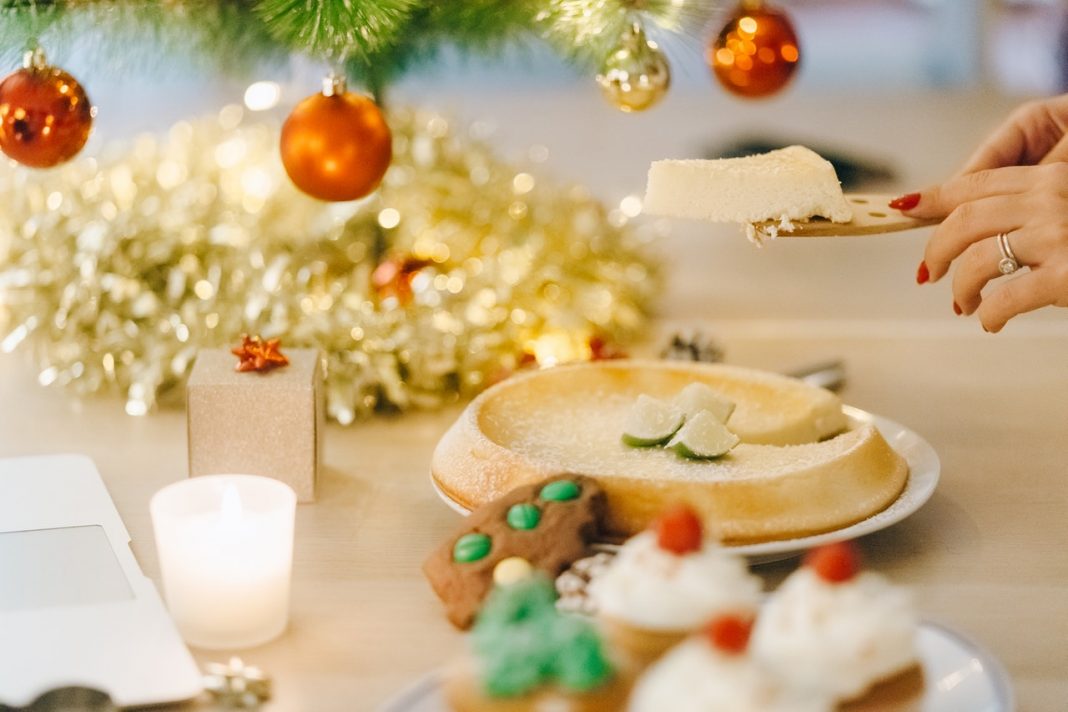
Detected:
left=956, top=94, right=1068, bottom=175
left=891, top=96, right=1068, bottom=332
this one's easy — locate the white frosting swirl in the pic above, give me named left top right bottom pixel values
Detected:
left=751, top=567, right=918, bottom=700
left=589, top=532, right=761, bottom=630
left=629, top=637, right=833, bottom=712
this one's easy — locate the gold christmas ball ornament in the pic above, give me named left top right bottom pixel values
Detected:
left=709, top=0, right=800, bottom=99
left=596, top=22, right=670, bottom=113
left=280, top=74, right=392, bottom=202
left=0, top=47, right=93, bottom=168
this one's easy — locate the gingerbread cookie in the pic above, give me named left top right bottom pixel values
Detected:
left=423, top=475, right=606, bottom=629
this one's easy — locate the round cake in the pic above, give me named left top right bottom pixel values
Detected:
left=431, top=360, right=909, bottom=544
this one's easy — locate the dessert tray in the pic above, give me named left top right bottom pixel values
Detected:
left=432, top=403, right=939, bottom=565
left=378, top=620, right=1014, bottom=712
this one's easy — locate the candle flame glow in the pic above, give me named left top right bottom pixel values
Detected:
left=221, top=483, right=243, bottom=523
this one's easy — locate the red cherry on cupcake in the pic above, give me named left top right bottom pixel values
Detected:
left=655, top=504, right=703, bottom=555
left=805, top=541, right=861, bottom=583
left=706, top=613, right=754, bottom=655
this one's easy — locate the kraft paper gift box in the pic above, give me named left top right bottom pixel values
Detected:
left=187, top=348, right=322, bottom=502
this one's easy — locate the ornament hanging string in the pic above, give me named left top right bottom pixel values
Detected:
left=332, top=54, right=391, bottom=258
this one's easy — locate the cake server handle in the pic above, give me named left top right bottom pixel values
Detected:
left=754, top=193, right=939, bottom=238
left=787, top=360, right=846, bottom=392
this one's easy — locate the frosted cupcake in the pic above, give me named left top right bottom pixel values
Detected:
left=444, top=574, right=631, bottom=712
left=751, top=541, right=920, bottom=704
left=588, top=504, right=762, bottom=667
left=629, top=613, right=833, bottom=712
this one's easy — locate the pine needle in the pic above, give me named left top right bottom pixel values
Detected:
left=255, top=0, right=418, bottom=63
left=0, top=0, right=717, bottom=83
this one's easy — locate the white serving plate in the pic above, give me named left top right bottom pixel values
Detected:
left=431, top=405, right=940, bottom=564
left=378, top=621, right=1013, bottom=712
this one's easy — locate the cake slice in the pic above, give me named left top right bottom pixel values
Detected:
left=643, top=145, right=853, bottom=225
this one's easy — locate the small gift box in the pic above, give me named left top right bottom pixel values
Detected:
left=187, top=344, right=322, bottom=502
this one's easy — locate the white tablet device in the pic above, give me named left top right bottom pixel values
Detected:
left=0, top=454, right=203, bottom=707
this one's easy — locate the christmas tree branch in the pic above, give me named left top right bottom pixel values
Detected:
left=255, top=0, right=417, bottom=65
left=0, top=0, right=717, bottom=85
left=538, top=0, right=715, bottom=63
left=343, top=2, right=539, bottom=93
left=0, top=1, right=283, bottom=75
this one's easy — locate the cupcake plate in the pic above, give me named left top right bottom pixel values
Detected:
left=377, top=621, right=1013, bottom=712
left=431, top=405, right=940, bottom=565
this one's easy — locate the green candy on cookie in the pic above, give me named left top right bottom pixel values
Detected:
left=506, top=503, right=541, bottom=530
left=453, top=533, right=491, bottom=563
left=539, top=479, right=580, bottom=502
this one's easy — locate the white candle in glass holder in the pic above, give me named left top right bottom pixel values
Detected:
left=150, top=474, right=296, bottom=650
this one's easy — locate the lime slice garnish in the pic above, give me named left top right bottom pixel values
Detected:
left=622, top=394, right=685, bottom=447
left=673, top=382, right=736, bottom=424
left=668, top=410, right=740, bottom=459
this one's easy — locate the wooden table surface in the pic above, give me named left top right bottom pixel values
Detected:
left=2, top=90, right=1068, bottom=711
left=1, top=318, right=1066, bottom=711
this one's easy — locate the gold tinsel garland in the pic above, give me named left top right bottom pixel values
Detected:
left=0, top=106, right=659, bottom=423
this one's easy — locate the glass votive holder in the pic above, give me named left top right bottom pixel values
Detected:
left=150, top=474, right=296, bottom=650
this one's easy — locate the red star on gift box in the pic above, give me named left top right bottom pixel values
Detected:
left=231, top=335, right=289, bottom=373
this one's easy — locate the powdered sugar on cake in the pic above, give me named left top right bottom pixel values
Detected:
left=432, top=361, right=863, bottom=500
left=430, top=360, right=909, bottom=541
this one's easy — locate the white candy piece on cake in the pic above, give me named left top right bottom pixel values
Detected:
left=668, top=411, right=740, bottom=460
left=673, top=382, right=736, bottom=424
left=622, top=394, right=686, bottom=447
left=643, top=145, right=853, bottom=225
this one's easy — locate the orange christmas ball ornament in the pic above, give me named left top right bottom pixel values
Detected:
left=0, top=47, right=93, bottom=169
left=709, top=0, right=800, bottom=99
left=280, top=75, right=392, bottom=202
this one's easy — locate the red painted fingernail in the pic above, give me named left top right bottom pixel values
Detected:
left=889, top=192, right=921, bottom=210
left=952, top=301, right=962, bottom=315
left=916, top=261, right=930, bottom=285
